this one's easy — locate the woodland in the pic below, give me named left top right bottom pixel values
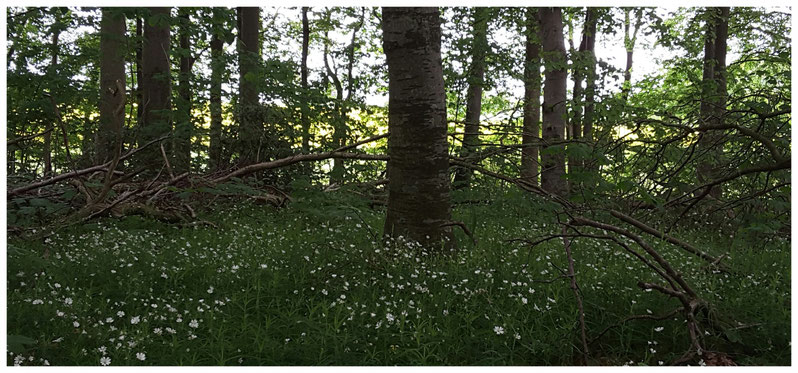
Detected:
left=4, top=5, right=792, bottom=366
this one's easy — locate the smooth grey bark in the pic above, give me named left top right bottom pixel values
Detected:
left=539, top=7, right=569, bottom=197
left=382, top=7, right=455, bottom=249
left=140, top=7, right=172, bottom=171
left=454, top=7, right=490, bottom=188
left=697, top=7, right=729, bottom=199
left=237, top=7, right=261, bottom=164
left=521, top=8, right=541, bottom=185
left=98, top=8, right=127, bottom=164
left=208, top=8, right=225, bottom=170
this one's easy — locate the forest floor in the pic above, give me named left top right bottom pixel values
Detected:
left=6, top=184, right=791, bottom=366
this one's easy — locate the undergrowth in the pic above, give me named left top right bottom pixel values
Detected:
left=6, top=184, right=791, bottom=365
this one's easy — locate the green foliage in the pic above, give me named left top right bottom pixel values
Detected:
left=6, top=186, right=791, bottom=365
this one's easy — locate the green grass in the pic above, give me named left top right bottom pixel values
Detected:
left=6, top=186, right=791, bottom=365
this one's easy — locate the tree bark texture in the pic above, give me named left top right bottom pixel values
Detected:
left=44, top=13, right=63, bottom=177
left=539, top=7, right=569, bottom=197
left=208, top=9, right=224, bottom=170
left=697, top=7, right=729, bottom=199
left=140, top=7, right=172, bottom=171
left=300, top=6, right=311, bottom=153
left=521, top=8, right=541, bottom=185
left=382, top=7, right=455, bottom=249
left=174, top=9, right=192, bottom=173
left=98, top=8, right=127, bottom=164
left=454, top=7, right=489, bottom=188
left=581, top=8, right=598, bottom=166
left=237, top=7, right=261, bottom=164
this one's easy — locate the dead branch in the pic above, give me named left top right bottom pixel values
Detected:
left=213, top=152, right=388, bottom=184
left=9, top=135, right=170, bottom=196
left=609, top=210, right=723, bottom=266
left=7, top=128, right=54, bottom=147
left=440, top=220, right=478, bottom=245
left=562, top=225, right=590, bottom=361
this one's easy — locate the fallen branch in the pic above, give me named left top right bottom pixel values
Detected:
left=9, top=135, right=170, bottom=196
left=609, top=210, right=724, bottom=267
left=213, top=152, right=388, bottom=184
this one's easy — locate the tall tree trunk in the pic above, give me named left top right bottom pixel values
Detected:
left=521, top=8, right=541, bottom=185
left=174, top=9, right=192, bottom=173
left=136, top=16, right=144, bottom=127
left=622, top=8, right=643, bottom=102
left=300, top=6, right=311, bottom=153
left=44, top=13, right=63, bottom=177
left=140, top=7, right=172, bottom=172
left=323, top=30, right=346, bottom=183
left=453, top=7, right=489, bottom=188
left=581, top=8, right=598, bottom=170
left=382, top=7, right=455, bottom=249
left=327, top=8, right=366, bottom=183
left=237, top=7, right=261, bottom=165
left=539, top=7, right=569, bottom=197
left=98, top=8, right=127, bottom=164
left=697, top=7, right=729, bottom=199
left=569, top=8, right=587, bottom=176
left=208, top=9, right=225, bottom=170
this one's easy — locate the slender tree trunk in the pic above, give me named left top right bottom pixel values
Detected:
left=582, top=8, right=598, bottom=170
left=323, top=30, right=346, bottom=183
left=238, top=7, right=261, bottom=165
left=539, top=7, right=569, bottom=197
left=208, top=9, right=224, bottom=170
left=569, top=8, right=587, bottom=176
left=521, top=8, right=541, bottom=185
left=136, top=16, right=144, bottom=126
left=98, top=8, right=127, bottom=164
left=140, top=7, right=172, bottom=171
left=174, top=9, right=192, bottom=173
left=300, top=6, right=311, bottom=153
left=622, top=8, right=643, bottom=102
left=697, top=7, right=729, bottom=199
left=382, top=7, right=455, bottom=249
left=327, top=8, right=366, bottom=183
left=454, top=7, right=489, bottom=188
left=44, top=15, right=62, bottom=177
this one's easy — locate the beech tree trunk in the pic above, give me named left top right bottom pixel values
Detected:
left=44, top=13, right=63, bottom=177
left=697, top=7, right=729, bottom=199
left=569, top=8, right=587, bottom=175
left=174, top=9, right=192, bottom=173
left=300, top=6, right=311, bottom=153
left=140, top=7, right=172, bottom=171
left=454, top=7, right=489, bottom=188
left=382, top=7, right=455, bottom=249
left=539, top=7, right=569, bottom=197
left=208, top=9, right=224, bottom=170
left=98, top=8, right=126, bottom=164
left=237, top=7, right=261, bottom=165
left=581, top=8, right=598, bottom=169
left=622, top=8, right=643, bottom=102
left=520, top=8, right=541, bottom=185
left=136, top=16, right=143, bottom=126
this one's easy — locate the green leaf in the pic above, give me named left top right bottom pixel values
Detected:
left=8, top=334, right=36, bottom=354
